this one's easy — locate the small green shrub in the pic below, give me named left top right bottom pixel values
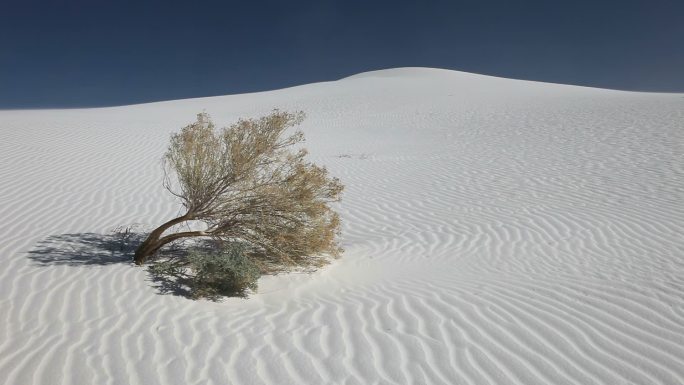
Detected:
left=148, top=243, right=260, bottom=300
left=187, top=244, right=260, bottom=298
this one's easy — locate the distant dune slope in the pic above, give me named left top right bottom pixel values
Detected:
left=0, top=68, right=682, bottom=385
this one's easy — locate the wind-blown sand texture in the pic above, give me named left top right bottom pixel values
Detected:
left=1, top=68, right=683, bottom=385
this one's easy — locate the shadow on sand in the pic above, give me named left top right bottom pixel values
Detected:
left=27, top=230, right=233, bottom=300
left=27, top=230, right=144, bottom=267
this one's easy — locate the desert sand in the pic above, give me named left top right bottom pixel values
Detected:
left=0, top=68, right=682, bottom=384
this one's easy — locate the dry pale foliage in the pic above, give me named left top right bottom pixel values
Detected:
left=134, top=110, right=343, bottom=272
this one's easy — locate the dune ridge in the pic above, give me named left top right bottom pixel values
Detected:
left=0, top=68, right=683, bottom=384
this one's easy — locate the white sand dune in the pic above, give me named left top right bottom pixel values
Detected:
left=1, top=67, right=683, bottom=384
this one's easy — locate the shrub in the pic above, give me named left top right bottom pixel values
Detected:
left=148, top=243, right=260, bottom=299
left=136, top=110, right=343, bottom=298
left=187, top=243, right=260, bottom=297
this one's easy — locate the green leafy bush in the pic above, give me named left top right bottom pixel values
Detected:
left=148, top=243, right=260, bottom=300
left=188, top=244, right=260, bottom=297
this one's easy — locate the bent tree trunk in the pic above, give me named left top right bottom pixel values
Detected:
left=134, top=213, right=193, bottom=265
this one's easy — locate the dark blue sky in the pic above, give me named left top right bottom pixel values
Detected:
left=1, top=0, right=682, bottom=108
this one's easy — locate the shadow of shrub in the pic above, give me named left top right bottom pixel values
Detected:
left=27, top=226, right=145, bottom=266
left=28, top=229, right=258, bottom=300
